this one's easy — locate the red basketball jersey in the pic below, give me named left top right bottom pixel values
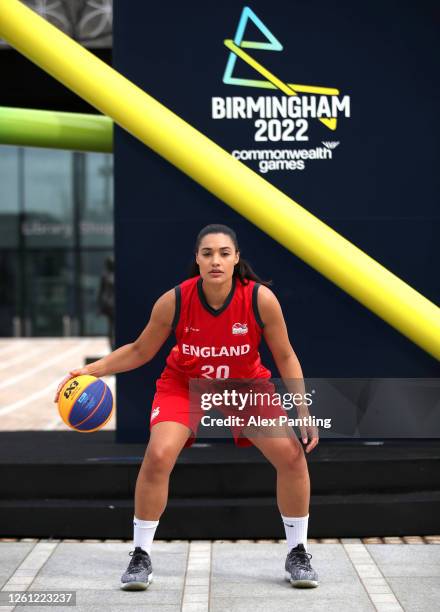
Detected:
left=163, top=275, right=271, bottom=380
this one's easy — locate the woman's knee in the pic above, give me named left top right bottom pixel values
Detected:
left=273, top=440, right=304, bottom=471
left=142, top=444, right=178, bottom=475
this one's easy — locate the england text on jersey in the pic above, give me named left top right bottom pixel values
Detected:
left=181, top=343, right=250, bottom=358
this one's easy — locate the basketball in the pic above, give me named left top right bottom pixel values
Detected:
left=58, top=375, right=113, bottom=432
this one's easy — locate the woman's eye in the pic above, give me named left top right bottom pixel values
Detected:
left=201, top=251, right=231, bottom=257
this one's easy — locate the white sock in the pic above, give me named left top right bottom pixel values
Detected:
left=133, top=515, right=159, bottom=555
left=281, top=513, right=309, bottom=552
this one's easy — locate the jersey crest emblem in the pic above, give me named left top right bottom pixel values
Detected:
left=151, top=407, right=160, bottom=421
left=232, top=322, right=248, bottom=335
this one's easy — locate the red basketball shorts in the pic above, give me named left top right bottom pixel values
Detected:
left=149, top=372, right=288, bottom=448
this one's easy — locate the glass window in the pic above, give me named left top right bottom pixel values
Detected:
left=0, top=251, right=19, bottom=336
left=23, top=148, right=74, bottom=248
left=0, top=146, right=20, bottom=248
left=81, top=153, right=114, bottom=247
left=0, top=146, right=114, bottom=338
left=24, top=250, right=76, bottom=337
left=81, top=250, right=113, bottom=335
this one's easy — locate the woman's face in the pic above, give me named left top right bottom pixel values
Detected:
left=196, top=233, right=239, bottom=283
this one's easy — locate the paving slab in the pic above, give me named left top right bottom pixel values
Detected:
left=384, top=577, right=440, bottom=612
left=29, top=542, right=188, bottom=596
left=14, top=607, right=181, bottom=612
left=212, top=542, right=359, bottom=583
left=211, top=542, right=374, bottom=610
left=210, top=596, right=374, bottom=612
left=0, top=543, right=35, bottom=589
left=367, top=544, right=440, bottom=577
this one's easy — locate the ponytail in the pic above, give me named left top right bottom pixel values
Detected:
left=188, top=224, right=272, bottom=287
left=235, top=257, right=273, bottom=287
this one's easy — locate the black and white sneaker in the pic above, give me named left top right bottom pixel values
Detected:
left=120, top=546, right=153, bottom=590
left=285, top=543, right=319, bottom=588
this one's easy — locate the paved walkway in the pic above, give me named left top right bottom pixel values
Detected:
left=0, top=540, right=439, bottom=611
left=0, top=338, right=114, bottom=431
left=1, top=339, right=439, bottom=610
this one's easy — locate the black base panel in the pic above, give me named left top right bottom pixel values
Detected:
left=1, top=432, right=439, bottom=538
left=1, top=492, right=440, bottom=539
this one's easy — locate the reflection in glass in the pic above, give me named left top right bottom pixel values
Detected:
left=81, top=250, right=113, bottom=335
left=23, top=148, right=74, bottom=248
left=0, top=146, right=20, bottom=248
left=0, top=252, right=18, bottom=336
left=24, top=251, right=75, bottom=337
left=81, top=154, right=113, bottom=247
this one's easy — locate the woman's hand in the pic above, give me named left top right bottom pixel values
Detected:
left=53, top=367, right=92, bottom=403
left=300, top=422, right=320, bottom=454
left=296, top=405, right=319, bottom=453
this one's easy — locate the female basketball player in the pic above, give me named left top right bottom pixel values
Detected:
left=54, top=224, right=319, bottom=590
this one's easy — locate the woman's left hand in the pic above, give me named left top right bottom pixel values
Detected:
left=297, top=410, right=319, bottom=453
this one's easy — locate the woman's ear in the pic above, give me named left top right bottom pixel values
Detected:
left=235, top=251, right=240, bottom=265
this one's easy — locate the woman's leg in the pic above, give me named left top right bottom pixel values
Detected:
left=121, top=421, right=192, bottom=590
left=241, top=423, right=316, bottom=572
left=243, top=424, right=309, bottom=516
left=135, top=421, right=192, bottom=520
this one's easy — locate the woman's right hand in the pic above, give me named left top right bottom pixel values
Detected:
left=53, top=367, right=92, bottom=403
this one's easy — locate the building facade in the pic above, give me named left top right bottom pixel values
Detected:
left=0, top=0, right=114, bottom=337
left=0, top=146, right=113, bottom=336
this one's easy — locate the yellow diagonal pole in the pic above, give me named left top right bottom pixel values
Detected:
left=0, top=0, right=439, bottom=359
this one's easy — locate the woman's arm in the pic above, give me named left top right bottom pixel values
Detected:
left=54, top=289, right=175, bottom=402
left=89, top=288, right=175, bottom=376
left=131, top=288, right=176, bottom=363
left=258, top=285, right=318, bottom=452
left=258, top=285, right=303, bottom=378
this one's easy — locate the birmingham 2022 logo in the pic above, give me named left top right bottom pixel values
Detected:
left=212, top=6, right=351, bottom=172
